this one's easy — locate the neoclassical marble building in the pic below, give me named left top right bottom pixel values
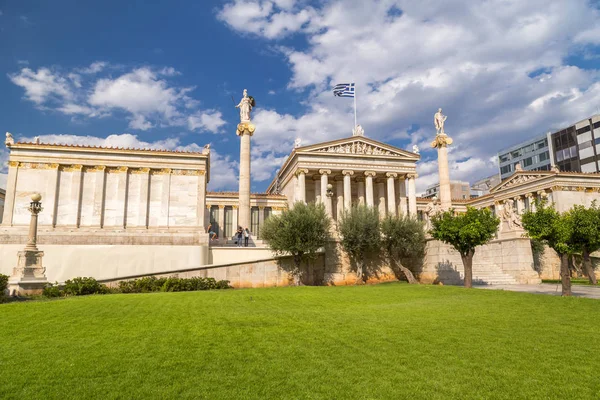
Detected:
left=2, top=127, right=600, bottom=287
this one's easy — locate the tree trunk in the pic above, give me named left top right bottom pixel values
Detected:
left=293, top=254, right=303, bottom=286
left=397, top=261, right=419, bottom=284
left=559, top=253, right=572, bottom=296
left=460, top=251, right=474, bottom=288
left=582, top=248, right=598, bottom=285
left=355, top=258, right=364, bottom=284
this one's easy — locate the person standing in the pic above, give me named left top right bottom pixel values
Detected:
left=244, top=228, right=250, bottom=247
left=236, top=226, right=243, bottom=247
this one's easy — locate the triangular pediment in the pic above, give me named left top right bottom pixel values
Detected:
left=491, top=171, right=553, bottom=193
left=296, top=137, right=419, bottom=159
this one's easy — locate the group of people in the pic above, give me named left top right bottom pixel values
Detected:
left=206, top=224, right=251, bottom=247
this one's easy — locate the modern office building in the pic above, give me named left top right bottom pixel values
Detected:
left=470, top=174, right=502, bottom=198
left=498, top=135, right=551, bottom=180
left=422, top=180, right=471, bottom=200
left=551, top=114, right=600, bottom=173
left=497, top=114, right=600, bottom=179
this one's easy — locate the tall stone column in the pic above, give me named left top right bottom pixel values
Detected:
left=407, top=173, right=417, bottom=216
left=218, top=205, right=226, bottom=241
left=2, top=161, right=19, bottom=226
left=398, top=175, right=407, bottom=215
left=232, top=205, right=239, bottom=229
left=319, top=169, right=332, bottom=215
left=236, top=122, right=255, bottom=230
left=377, top=181, right=386, bottom=217
left=296, top=168, right=308, bottom=204
left=386, top=173, right=397, bottom=216
left=526, top=194, right=536, bottom=212
left=342, top=170, right=354, bottom=210
left=516, top=196, right=525, bottom=214
left=336, top=179, right=344, bottom=219
left=430, top=133, right=453, bottom=210
left=365, top=171, right=376, bottom=207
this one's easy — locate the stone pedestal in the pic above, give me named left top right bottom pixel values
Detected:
left=8, top=250, right=47, bottom=296
left=236, top=122, right=255, bottom=230
left=431, top=133, right=453, bottom=210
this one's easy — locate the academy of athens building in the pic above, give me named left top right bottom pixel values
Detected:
left=2, top=120, right=600, bottom=289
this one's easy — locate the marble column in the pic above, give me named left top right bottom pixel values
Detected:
left=357, top=180, right=365, bottom=205
left=92, top=166, right=106, bottom=227
left=2, top=161, right=19, bottom=226
left=342, top=170, right=354, bottom=210
left=258, top=206, right=265, bottom=239
left=516, top=196, right=525, bottom=214
left=47, top=164, right=60, bottom=227
left=71, top=165, right=84, bottom=227
left=319, top=169, right=332, bottom=216
left=232, top=205, right=239, bottom=230
left=314, top=178, right=321, bottom=204
left=365, top=171, right=376, bottom=207
left=218, top=205, right=225, bottom=240
left=431, top=133, right=453, bottom=210
left=196, top=170, right=207, bottom=230
left=377, top=181, right=386, bottom=216
left=296, top=168, right=308, bottom=204
left=398, top=175, right=407, bottom=215
left=237, top=122, right=255, bottom=230
left=526, top=194, right=536, bottom=212
left=336, top=179, right=344, bottom=219
left=407, top=173, right=417, bottom=216
left=386, top=173, right=397, bottom=216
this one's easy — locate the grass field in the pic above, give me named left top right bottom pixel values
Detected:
left=1, top=283, right=599, bottom=399
left=542, top=278, right=599, bottom=286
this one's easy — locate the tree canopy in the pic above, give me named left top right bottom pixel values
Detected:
left=380, top=214, right=426, bottom=284
left=261, top=202, right=331, bottom=281
left=337, top=204, right=381, bottom=283
left=430, top=206, right=499, bottom=288
left=521, top=202, right=574, bottom=296
left=566, top=203, right=600, bottom=285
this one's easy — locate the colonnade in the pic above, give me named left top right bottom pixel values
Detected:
left=294, top=168, right=418, bottom=219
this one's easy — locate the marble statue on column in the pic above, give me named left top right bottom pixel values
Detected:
left=434, top=108, right=447, bottom=135
left=353, top=125, right=364, bottom=137
left=235, top=89, right=255, bottom=123
left=412, top=144, right=420, bottom=154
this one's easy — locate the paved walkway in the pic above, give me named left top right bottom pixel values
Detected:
left=474, top=283, right=600, bottom=299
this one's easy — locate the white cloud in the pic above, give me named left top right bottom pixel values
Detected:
left=188, top=110, right=227, bottom=133
left=8, top=63, right=226, bottom=134
left=8, top=67, right=72, bottom=104
left=218, top=0, right=600, bottom=189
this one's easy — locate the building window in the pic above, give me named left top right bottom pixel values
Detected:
left=536, top=140, right=547, bottom=150
left=523, top=144, right=534, bottom=153
left=579, top=140, right=592, bottom=150
left=500, top=165, right=511, bottom=175
left=499, top=153, right=510, bottom=163
left=539, top=151, right=549, bottom=162
left=523, top=157, right=533, bottom=167
left=511, top=150, right=522, bottom=158
left=576, top=125, right=591, bottom=135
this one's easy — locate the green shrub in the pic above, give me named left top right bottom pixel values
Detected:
left=63, top=277, right=109, bottom=296
left=119, top=276, right=231, bottom=293
left=42, top=283, right=62, bottom=298
left=0, top=273, right=9, bottom=302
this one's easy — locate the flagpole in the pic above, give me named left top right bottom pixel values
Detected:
left=353, top=83, right=357, bottom=129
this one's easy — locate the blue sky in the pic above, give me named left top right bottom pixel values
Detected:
left=2, top=0, right=600, bottom=193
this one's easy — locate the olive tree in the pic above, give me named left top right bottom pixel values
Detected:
left=567, top=203, right=599, bottom=285
left=380, top=214, right=426, bottom=284
left=261, top=202, right=331, bottom=283
left=337, top=205, right=381, bottom=283
left=430, top=207, right=500, bottom=288
left=522, top=203, right=574, bottom=296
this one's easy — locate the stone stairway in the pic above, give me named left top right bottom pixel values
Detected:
left=472, top=262, right=518, bottom=285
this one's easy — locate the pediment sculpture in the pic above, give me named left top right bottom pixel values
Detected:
left=315, top=141, right=399, bottom=157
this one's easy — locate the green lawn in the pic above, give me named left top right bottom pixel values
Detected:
left=1, top=284, right=599, bottom=399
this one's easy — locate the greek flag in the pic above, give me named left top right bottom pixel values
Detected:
left=333, top=83, right=355, bottom=98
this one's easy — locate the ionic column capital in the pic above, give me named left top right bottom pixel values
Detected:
left=259, top=206, right=265, bottom=210
left=407, top=173, right=418, bottom=179
left=295, top=168, right=309, bottom=176
left=386, top=172, right=398, bottom=178
left=364, top=171, right=376, bottom=178
left=319, top=169, right=331, bottom=175
left=342, top=170, right=354, bottom=176
left=218, top=205, right=225, bottom=209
